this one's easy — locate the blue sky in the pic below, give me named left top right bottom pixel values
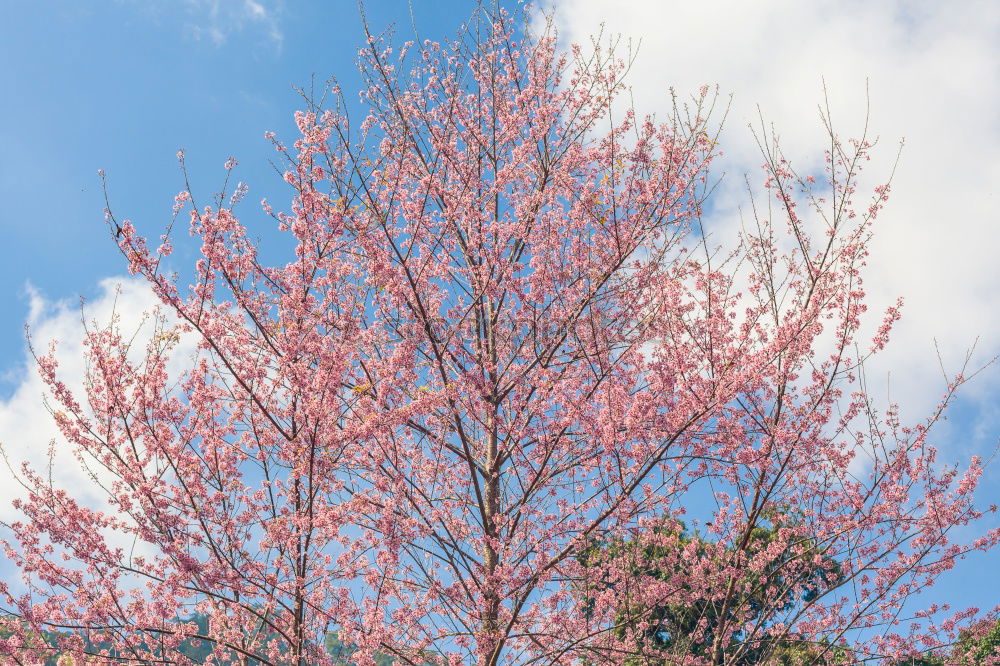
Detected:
left=1, top=0, right=998, bottom=651
left=0, top=0, right=471, bottom=388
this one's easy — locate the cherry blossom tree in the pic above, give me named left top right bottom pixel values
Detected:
left=2, top=5, right=997, bottom=665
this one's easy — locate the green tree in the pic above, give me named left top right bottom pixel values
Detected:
left=952, top=618, right=1000, bottom=663
left=896, top=618, right=1000, bottom=665
left=577, top=515, right=848, bottom=664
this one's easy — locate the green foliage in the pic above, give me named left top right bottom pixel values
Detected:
left=954, top=618, right=1000, bottom=663
left=4, top=615, right=431, bottom=665
left=326, top=631, right=443, bottom=665
left=326, top=632, right=397, bottom=665
left=900, top=618, right=1000, bottom=665
left=578, top=515, right=846, bottom=664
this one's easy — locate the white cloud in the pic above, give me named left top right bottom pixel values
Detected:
left=244, top=0, right=267, bottom=20
left=0, top=277, right=195, bottom=538
left=546, top=0, right=1000, bottom=437
left=123, top=0, right=284, bottom=49
left=189, top=0, right=283, bottom=48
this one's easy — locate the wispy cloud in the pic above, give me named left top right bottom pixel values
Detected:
left=123, top=0, right=284, bottom=50
left=187, top=0, right=283, bottom=49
